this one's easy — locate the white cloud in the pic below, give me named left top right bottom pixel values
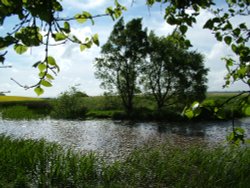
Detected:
left=62, top=0, right=106, bottom=11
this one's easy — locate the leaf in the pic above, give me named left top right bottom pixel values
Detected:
left=179, top=25, right=188, bottom=35
left=203, top=19, right=213, bottom=29
left=38, top=63, right=46, bottom=72
left=215, top=32, right=222, bottom=41
left=92, top=33, right=99, bottom=46
left=1, top=0, right=11, bottom=6
left=46, top=74, right=54, bottom=80
left=223, top=22, right=233, bottom=30
left=34, top=87, right=44, bottom=96
left=231, top=44, right=238, bottom=53
left=75, top=11, right=92, bottom=24
left=32, top=61, right=42, bottom=68
left=233, top=28, right=241, bottom=37
left=167, top=16, right=177, bottom=25
left=39, top=71, right=46, bottom=78
left=184, top=109, right=194, bottom=119
left=212, top=17, right=221, bottom=23
left=191, top=101, right=200, bottom=110
left=80, top=44, right=87, bottom=51
left=14, top=44, right=28, bottom=54
left=224, top=36, right=232, bottom=45
left=52, top=33, right=67, bottom=41
left=47, top=56, right=56, bottom=66
left=41, top=80, right=52, bottom=87
left=239, top=23, right=247, bottom=29
left=75, top=14, right=87, bottom=23
left=64, top=22, right=70, bottom=33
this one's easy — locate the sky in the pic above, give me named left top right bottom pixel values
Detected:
left=0, top=0, right=249, bottom=97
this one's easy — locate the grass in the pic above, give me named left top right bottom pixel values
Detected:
left=0, top=135, right=249, bottom=187
left=0, top=96, right=52, bottom=120
left=1, top=106, right=43, bottom=120
left=0, top=135, right=97, bottom=187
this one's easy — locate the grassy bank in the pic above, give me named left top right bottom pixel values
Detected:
left=0, top=92, right=248, bottom=121
left=0, top=135, right=249, bottom=187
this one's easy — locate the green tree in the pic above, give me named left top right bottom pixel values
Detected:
left=141, top=32, right=208, bottom=110
left=95, top=18, right=148, bottom=114
left=0, top=0, right=249, bottom=98
left=146, top=0, right=250, bottom=90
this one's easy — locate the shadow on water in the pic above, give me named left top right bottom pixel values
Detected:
left=0, top=117, right=249, bottom=161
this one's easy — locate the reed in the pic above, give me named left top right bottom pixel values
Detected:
left=0, top=135, right=249, bottom=187
left=1, top=106, right=43, bottom=120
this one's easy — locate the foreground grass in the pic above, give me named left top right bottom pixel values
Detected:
left=0, top=135, right=249, bottom=187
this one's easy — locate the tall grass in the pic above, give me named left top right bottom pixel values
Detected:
left=0, top=135, right=97, bottom=187
left=1, top=106, right=44, bottom=120
left=0, top=135, right=249, bottom=187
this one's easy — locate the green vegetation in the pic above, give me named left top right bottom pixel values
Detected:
left=0, top=1, right=249, bottom=99
left=0, top=97, right=52, bottom=120
left=0, top=92, right=249, bottom=121
left=95, top=18, right=208, bottom=114
left=0, top=135, right=97, bottom=187
left=1, top=106, right=42, bottom=120
left=0, top=135, right=249, bottom=187
left=50, top=87, right=87, bottom=120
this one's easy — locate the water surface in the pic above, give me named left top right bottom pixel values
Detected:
left=0, top=118, right=249, bottom=161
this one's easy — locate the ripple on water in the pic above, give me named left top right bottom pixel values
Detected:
left=0, top=118, right=249, bottom=161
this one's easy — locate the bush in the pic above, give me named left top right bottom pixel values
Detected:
left=50, top=87, right=87, bottom=119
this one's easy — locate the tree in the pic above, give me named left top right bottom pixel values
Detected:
left=0, top=0, right=249, bottom=97
left=95, top=18, right=148, bottom=114
left=146, top=0, right=250, bottom=89
left=0, top=0, right=126, bottom=95
left=141, top=32, right=208, bottom=110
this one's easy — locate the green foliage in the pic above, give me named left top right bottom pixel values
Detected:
left=142, top=32, right=208, bottom=110
left=1, top=105, right=41, bottom=120
left=147, top=0, right=250, bottom=90
left=105, top=0, right=127, bottom=20
left=0, top=0, right=126, bottom=95
left=0, top=135, right=97, bottom=187
left=1, top=135, right=250, bottom=187
left=227, top=127, right=246, bottom=146
left=95, top=18, right=148, bottom=114
left=50, top=87, right=87, bottom=119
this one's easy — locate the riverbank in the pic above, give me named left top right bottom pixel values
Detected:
left=0, top=135, right=249, bottom=187
left=0, top=92, right=248, bottom=121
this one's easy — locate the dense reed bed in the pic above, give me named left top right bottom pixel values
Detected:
left=0, top=135, right=249, bottom=187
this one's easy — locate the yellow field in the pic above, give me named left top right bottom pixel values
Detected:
left=0, top=96, right=42, bottom=102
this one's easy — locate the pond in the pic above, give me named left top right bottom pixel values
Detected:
left=0, top=118, right=249, bottom=161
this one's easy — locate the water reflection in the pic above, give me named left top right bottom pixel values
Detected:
left=0, top=118, right=249, bottom=161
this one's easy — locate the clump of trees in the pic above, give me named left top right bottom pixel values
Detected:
left=95, top=18, right=208, bottom=114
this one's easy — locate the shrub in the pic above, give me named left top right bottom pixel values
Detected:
left=50, top=87, right=87, bottom=119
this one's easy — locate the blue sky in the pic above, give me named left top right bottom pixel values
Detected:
left=0, top=0, right=249, bottom=97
